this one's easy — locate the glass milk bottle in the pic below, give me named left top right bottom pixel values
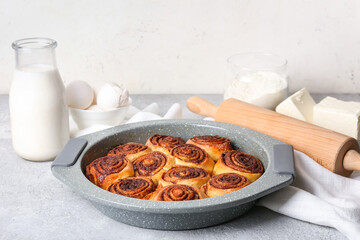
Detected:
left=10, top=38, right=69, bottom=161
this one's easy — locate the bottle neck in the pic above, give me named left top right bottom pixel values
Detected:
left=12, top=38, right=58, bottom=69
left=15, top=48, right=57, bottom=69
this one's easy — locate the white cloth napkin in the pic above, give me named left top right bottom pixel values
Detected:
left=257, top=150, right=360, bottom=240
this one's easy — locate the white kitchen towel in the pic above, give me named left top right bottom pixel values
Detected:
left=141, top=102, right=160, bottom=115
left=125, top=102, right=159, bottom=120
left=257, top=150, right=360, bottom=240
left=163, top=103, right=182, bottom=119
left=126, top=111, right=163, bottom=124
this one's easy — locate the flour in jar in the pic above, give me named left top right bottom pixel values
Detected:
left=10, top=64, right=69, bottom=161
left=224, top=71, right=288, bottom=110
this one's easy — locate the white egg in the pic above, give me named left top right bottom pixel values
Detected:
left=97, top=82, right=129, bottom=110
left=66, top=80, right=94, bottom=109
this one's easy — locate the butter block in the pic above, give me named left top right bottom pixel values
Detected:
left=275, top=88, right=316, bottom=123
left=313, top=97, right=360, bottom=139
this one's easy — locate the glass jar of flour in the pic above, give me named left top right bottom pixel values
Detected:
left=10, top=38, right=69, bottom=161
left=224, top=52, right=288, bottom=110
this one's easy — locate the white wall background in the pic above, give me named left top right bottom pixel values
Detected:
left=1, top=0, right=360, bottom=94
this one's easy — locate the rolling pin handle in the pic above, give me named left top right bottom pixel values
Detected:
left=186, top=96, right=218, bottom=118
left=343, top=149, right=360, bottom=171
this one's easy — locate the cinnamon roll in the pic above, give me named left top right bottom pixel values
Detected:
left=86, top=154, right=134, bottom=190
left=203, top=173, right=251, bottom=197
left=150, top=184, right=206, bottom=201
left=213, top=150, right=264, bottom=182
left=133, top=151, right=175, bottom=185
left=186, top=135, right=232, bottom=162
left=108, top=142, right=151, bottom=162
left=146, top=134, right=185, bottom=155
left=107, top=177, right=155, bottom=199
left=170, top=144, right=215, bottom=174
left=159, top=165, right=210, bottom=189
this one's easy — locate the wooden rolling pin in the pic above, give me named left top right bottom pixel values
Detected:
left=187, top=96, right=360, bottom=177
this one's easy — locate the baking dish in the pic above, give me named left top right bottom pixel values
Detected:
left=51, top=119, right=294, bottom=230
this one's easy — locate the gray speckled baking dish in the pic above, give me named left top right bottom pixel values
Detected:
left=51, top=119, right=294, bottom=230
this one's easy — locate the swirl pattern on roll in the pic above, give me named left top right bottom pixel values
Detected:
left=163, top=166, right=208, bottom=182
left=147, top=134, right=185, bottom=152
left=108, top=177, right=155, bottom=199
left=108, top=142, right=148, bottom=156
left=187, top=135, right=233, bottom=161
left=86, top=154, right=134, bottom=189
left=209, top=173, right=250, bottom=189
left=133, top=151, right=167, bottom=176
left=108, top=142, right=150, bottom=162
left=171, top=144, right=215, bottom=174
left=189, top=135, right=230, bottom=146
left=162, top=165, right=209, bottom=184
left=171, top=144, right=207, bottom=164
left=160, top=165, right=210, bottom=189
left=151, top=184, right=205, bottom=201
left=220, top=150, right=263, bottom=173
left=204, top=173, right=251, bottom=197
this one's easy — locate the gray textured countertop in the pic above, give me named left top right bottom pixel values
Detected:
left=1, top=93, right=357, bottom=240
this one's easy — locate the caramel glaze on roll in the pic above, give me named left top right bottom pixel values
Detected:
left=159, top=165, right=210, bottom=189
left=107, top=142, right=151, bottom=162
left=146, top=134, right=186, bottom=155
left=150, top=184, right=207, bottom=201
left=86, top=154, right=134, bottom=190
left=170, top=144, right=215, bottom=174
left=213, top=150, right=264, bottom=182
left=133, top=151, right=175, bottom=185
left=186, top=135, right=232, bottom=162
left=202, top=173, right=251, bottom=197
left=107, top=177, right=155, bottom=199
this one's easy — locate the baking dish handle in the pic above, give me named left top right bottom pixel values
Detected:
left=273, top=144, right=295, bottom=177
left=51, top=138, right=88, bottom=168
